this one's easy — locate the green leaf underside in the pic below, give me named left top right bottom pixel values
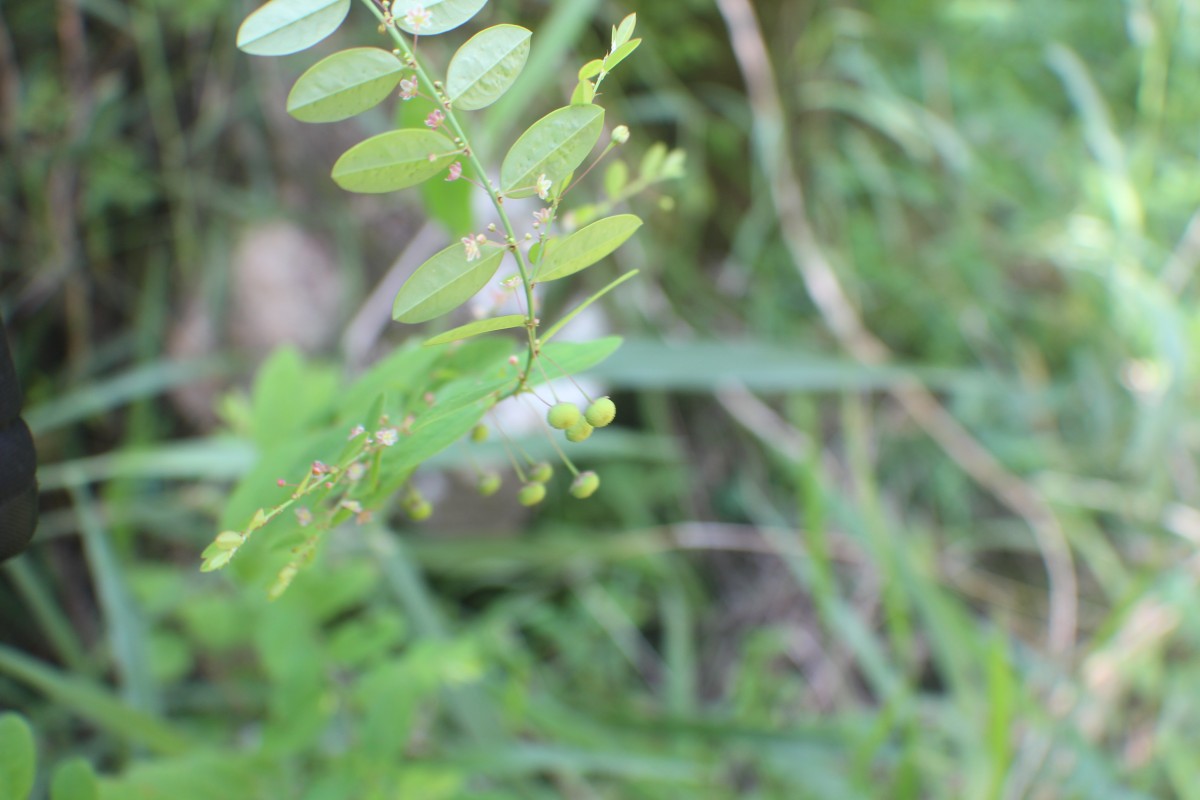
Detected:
left=393, top=245, right=506, bottom=323
left=447, top=25, right=532, bottom=111
left=332, top=129, right=458, bottom=193
left=236, top=0, right=350, bottom=56
left=538, top=214, right=642, bottom=282
left=542, top=270, right=639, bottom=344
left=424, top=315, right=526, bottom=346
left=392, top=0, right=487, bottom=36
left=501, top=105, right=605, bottom=197
left=287, top=48, right=405, bottom=123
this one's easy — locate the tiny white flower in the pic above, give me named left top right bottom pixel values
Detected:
left=536, top=173, right=552, bottom=200
left=402, top=4, right=433, bottom=30
left=462, top=235, right=481, bottom=262
left=348, top=424, right=366, bottom=440
left=398, top=77, right=418, bottom=100
left=376, top=427, right=399, bottom=446
left=347, top=462, right=366, bottom=481
left=533, top=207, right=553, bottom=225
left=339, top=499, right=363, bottom=514
left=295, top=507, right=314, bottom=527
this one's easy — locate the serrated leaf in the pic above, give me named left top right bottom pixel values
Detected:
left=424, top=315, right=526, bottom=346
left=287, top=48, right=405, bottom=123
left=603, top=38, right=640, bottom=72
left=0, top=713, right=35, bottom=800
left=537, top=214, right=642, bottom=282
left=447, top=25, right=531, bottom=111
left=501, top=105, right=604, bottom=198
left=392, top=0, right=487, bottom=35
left=332, top=129, right=458, bottom=193
left=236, top=0, right=350, bottom=56
left=393, top=245, right=506, bottom=323
left=50, top=758, right=99, bottom=800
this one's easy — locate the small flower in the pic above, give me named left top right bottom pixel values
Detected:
left=611, top=125, right=630, bottom=144
left=533, top=207, right=553, bottom=225
left=376, top=427, right=399, bottom=447
left=398, top=77, right=418, bottom=100
left=311, top=460, right=331, bottom=476
left=536, top=173, right=552, bottom=200
left=445, top=161, right=462, bottom=182
left=348, top=424, right=366, bottom=440
left=462, top=235, right=481, bottom=261
left=339, top=499, right=363, bottom=514
left=425, top=109, right=444, bottom=129
left=276, top=478, right=288, bottom=487
left=508, top=355, right=520, bottom=366
left=347, top=462, right=366, bottom=481
left=295, top=507, right=314, bottom=527
left=402, top=4, right=432, bottom=30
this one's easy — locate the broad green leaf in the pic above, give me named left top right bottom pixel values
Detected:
left=332, top=129, right=458, bottom=193
left=392, top=0, right=487, bottom=36
left=0, top=713, right=35, bottom=800
left=447, top=25, right=532, bottom=111
left=51, top=759, right=99, bottom=800
left=236, top=0, right=350, bottom=56
left=500, top=105, right=604, bottom=198
left=393, top=245, right=506, bottom=323
left=612, top=13, right=636, bottom=50
left=603, top=38, right=640, bottom=72
left=287, top=48, right=405, bottom=123
left=537, top=214, right=642, bottom=282
left=424, top=315, right=526, bottom=346
left=542, top=270, right=638, bottom=343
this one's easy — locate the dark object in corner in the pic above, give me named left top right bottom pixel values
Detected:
left=0, top=313, right=37, bottom=562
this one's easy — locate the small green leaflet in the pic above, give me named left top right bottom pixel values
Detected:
left=424, top=315, right=526, bottom=346
left=287, top=48, right=405, bottom=123
left=50, top=758, right=99, bottom=800
left=332, top=129, right=458, bottom=193
left=392, top=0, right=487, bottom=36
left=237, top=0, right=350, bottom=56
left=537, top=214, right=642, bottom=282
left=603, top=38, right=640, bottom=72
left=501, top=105, right=604, bottom=198
left=393, top=244, right=506, bottom=323
left=447, top=25, right=532, bottom=111
left=0, top=713, right=35, bottom=800
left=542, top=270, right=639, bottom=344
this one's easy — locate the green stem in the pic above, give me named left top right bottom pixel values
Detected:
left=364, top=0, right=540, bottom=393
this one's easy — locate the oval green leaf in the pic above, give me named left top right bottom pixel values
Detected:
left=332, top=129, right=458, bottom=193
left=287, top=48, right=405, bottom=123
left=500, top=105, right=605, bottom=198
left=237, top=0, right=350, bottom=56
left=50, top=758, right=99, bottom=800
left=393, top=245, right=506, bottom=323
left=392, top=0, right=487, bottom=36
left=447, top=25, right=532, bottom=111
left=424, top=315, right=526, bottom=346
left=537, top=214, right=642, bottom=282
left=0, top=713, right=35, bottom=800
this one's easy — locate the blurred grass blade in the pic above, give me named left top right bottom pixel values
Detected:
left=38, top=438, right=256, bottom=490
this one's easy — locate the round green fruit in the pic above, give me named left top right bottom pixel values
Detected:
left=565, top=419, right=594, bottom=443
left=547, top=402, right=581, bottom=430
left=518, top=482, right=546, bottom=507
left=585, top=397, right=616, bottom=427
left=570, top=471, right=600, bottom=499
left=406, top=500, right=433, bottom=521
left=477, top=472, right=502, bottom=496
left=470, top=424, right=489, bottom=443
left=528, top=462, right=554, bottom=483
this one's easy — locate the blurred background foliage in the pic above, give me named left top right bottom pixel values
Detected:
left=3, top=0, right=1200, bottom=797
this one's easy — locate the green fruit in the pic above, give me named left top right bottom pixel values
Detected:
left=470, top=424, right=489, bottom=443
left=478, top=472, right=502, bottom=496
left=517, top=482, right=546, bottom=507
left=528, top=462, right=554, bottom=483
left=547, top=402, right=581, bottom=430
left=570, top=471, right=600, bottom=499
left=407, top=500, right=433, bottom=521
left=585, top=397, right=616, bottom=428
left=565, top=418, right=594, bottom=443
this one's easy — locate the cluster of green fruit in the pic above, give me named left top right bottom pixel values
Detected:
left=547, top=396, right=617, bottom=442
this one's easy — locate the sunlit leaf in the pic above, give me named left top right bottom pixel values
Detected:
left=447, top=25, right=532, bottom=111
left=392, top=0, right=487, bottom=36
left=602, top=38, right=640, bottom=72
left=332, top=129, right=459, bottom=193
left=236, top=0, right=350, bottom=56
left=287, top=48, right=405, bottom=123
left=424, top=315, right=526, bottom=346
left=393, top=245, right=506, bottom=323
left=537, top=214, right=642, bottom=282
left=500, top=105, right=604, bottom=198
